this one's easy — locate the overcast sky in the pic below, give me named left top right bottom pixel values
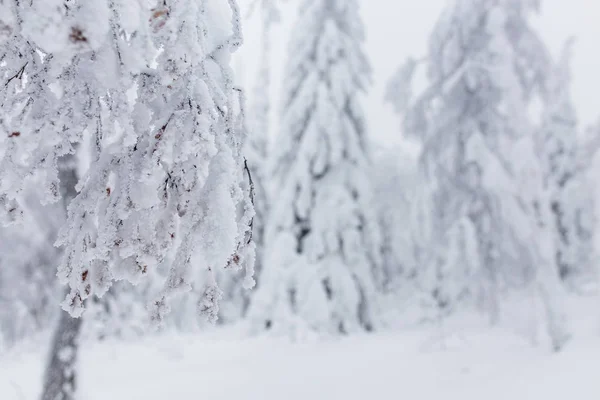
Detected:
left=237, top=0, right=600, bottom=149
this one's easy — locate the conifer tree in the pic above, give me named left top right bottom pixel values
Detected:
left=389, top=0, right=570, bottom=349
left=248, top=0, right=382, bottom=335
left=539, top=40, right=594, bottom=283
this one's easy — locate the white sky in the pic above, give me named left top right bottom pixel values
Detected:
left=236, top=0, right=600, bottom=148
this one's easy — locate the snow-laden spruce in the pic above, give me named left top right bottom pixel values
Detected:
left=538, top=40, right=595, bottom=284
left=0, top=0, right=254, bottom=323
left=387, top=0, right=571, bottom=350
left=248, top=0, right=382, bottom=335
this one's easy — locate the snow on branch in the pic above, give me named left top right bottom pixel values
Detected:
left=1, top=0, right=254, bottom=323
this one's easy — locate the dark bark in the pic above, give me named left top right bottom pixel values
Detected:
left=41, top=153, right=83, bottom=400
left=41, top=305, right=83, bottom=400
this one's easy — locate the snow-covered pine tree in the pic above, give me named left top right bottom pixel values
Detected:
left=390, top=0, right=570, bottom=349
left=1, top=1, right=253, bottom=324
left=247, top=0, right=381, bottom=335
left=539, top=39, right=594, bottom=284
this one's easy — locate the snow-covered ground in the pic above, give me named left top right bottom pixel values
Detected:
left=2, top=295, right=599, bottom=400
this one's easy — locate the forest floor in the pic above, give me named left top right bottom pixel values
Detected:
left=1, top=295, right=599, bottom=400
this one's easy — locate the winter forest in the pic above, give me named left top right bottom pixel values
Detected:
left=1, top=0, right=599, bottom=399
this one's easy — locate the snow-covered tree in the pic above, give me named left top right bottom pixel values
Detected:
left=539, top=39, right=594, bottom=284
left=389, top=0, right=570, bottom=349
left=1, top=0, right=254, bottom=322
left=4, top=2, right=255, bottom=393
left=2, top=0, right=254, bottom=395
left=247, top=0, right=382, bottom=335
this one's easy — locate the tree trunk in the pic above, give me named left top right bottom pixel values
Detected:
left=41, top=153, right=83, bottom=400
left=40, top=305, right=83, bottom=400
